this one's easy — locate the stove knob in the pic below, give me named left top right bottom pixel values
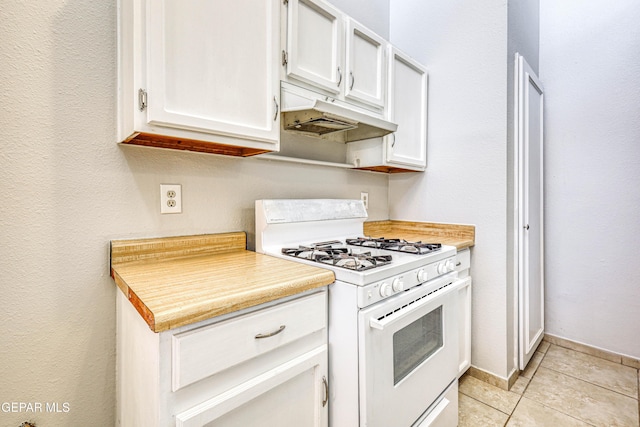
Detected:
left=392, top=278, right=404, bottom=292
left=417, top=269, right=428, bottom=282
left=379, top=283, right=392, bottom=297
left=437, top=262, right=447, bottom=275
left=446, top=259, right=456, bottom=271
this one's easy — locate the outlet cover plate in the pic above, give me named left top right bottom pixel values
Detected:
left=161, top=184, right=182, bottom=214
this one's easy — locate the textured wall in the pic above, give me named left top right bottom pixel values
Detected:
left=0, top=1, right=388, bottom=425
left=389, top=1, right=511, bottom=379
left=328, top=0, right=390, bottom=38
left=540, top=0, right=640, bottom=358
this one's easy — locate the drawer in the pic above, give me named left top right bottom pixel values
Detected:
left=172, top=291, right=327, bottom=391
left=455, top=249, right=470, bottom=273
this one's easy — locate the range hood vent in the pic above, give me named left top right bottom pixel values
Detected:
left=281, top=83, right=397, bottom=143
left=285, top=113, right=358, bottom=135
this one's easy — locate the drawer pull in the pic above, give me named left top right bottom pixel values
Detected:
left=254, top=325, right=286, bottom=339
left=322, top=376, right=329, bottom=407
left=456, top=262, right=461, bottom=266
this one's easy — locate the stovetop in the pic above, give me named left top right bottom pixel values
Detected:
left=281, top=238, right=442, bottom=271
left=276, top=237, right=455, bottom=286
left=345, top=237, right=442, bottom=255
left=255, top=199, right=457, bottom=288
left=281, top=240, right=393, bottom=272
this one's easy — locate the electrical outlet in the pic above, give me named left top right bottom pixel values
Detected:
left=161, top=184, right=182, bottom=214
left=361, top=192, right=369, bottom=209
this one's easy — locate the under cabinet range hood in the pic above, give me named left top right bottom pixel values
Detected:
left=280, top=82, right=397, bottom=143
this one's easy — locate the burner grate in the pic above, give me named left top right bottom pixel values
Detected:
left=346, top=237, right=442, bottom=255
left=281, top=243, right=393, bottom=271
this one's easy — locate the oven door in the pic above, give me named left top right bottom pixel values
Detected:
left=358, top=272, right=461, bottom=427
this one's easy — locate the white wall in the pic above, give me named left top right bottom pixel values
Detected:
left=389, top=1, right=511, bottom=378
left=0, top=1, right=388, bottom=425
left=328, top=0, right=390, bottom=38
left=540, top=0, right=640, bottom=359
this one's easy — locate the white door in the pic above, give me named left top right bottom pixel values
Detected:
left=385, top=47, right=428, bottom=169
left=516, top=54, right=545, bottom=370
left=286, top=0, right=344, bottom=94
left=145, top=0, right=280, bottom=144
left=344, top=19, right=386, bottom=109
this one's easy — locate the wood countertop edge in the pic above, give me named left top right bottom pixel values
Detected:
left=152, top=272, right=334, bottom=332
left=111, top=237, right=336, bottom=333
left=112, top=269, right=157, bottom=330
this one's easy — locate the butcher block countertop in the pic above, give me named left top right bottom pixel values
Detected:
left=364, top=220, right=475, bottom=250
left=110, top=232, right=335, bottom=333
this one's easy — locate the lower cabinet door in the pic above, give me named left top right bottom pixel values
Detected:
left=175, top=345, right=328, bottom=427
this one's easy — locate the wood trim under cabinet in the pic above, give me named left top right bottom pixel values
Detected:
left=122, top=132, right=272, bottom=157
left=352, top=165, right=422, bottom=173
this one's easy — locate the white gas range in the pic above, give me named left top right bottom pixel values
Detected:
left=256, top=199, right=461, bottom=427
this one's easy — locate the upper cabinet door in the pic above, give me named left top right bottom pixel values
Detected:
left=385, top=47, right=428, bottom=168
left=145, top=0, right=280, bottom=144
left=286, top=0, right=344, bottom=94
left=344, top=20, right=386, bottom=109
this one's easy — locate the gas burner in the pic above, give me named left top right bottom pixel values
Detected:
left=346, top=237, right=442, bottom=255
left=282, top=245, right=349, bottom=260
left=315, top=252, right=392, bottom=271
left=281, top=245, right=393, bottom=271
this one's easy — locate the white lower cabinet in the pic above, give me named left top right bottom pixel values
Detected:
left=176, top=346, right=327, bottom=427
left=455, top=249, right=472, bottom=377
left=117, top=290, right=328, bottom=427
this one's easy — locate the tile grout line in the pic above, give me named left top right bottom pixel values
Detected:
left=459, top=392, right=515, bottom=418
left=517, top=348, right=604, bottom=427
left=536, top=363, right=639, bottom=401
left=501, top=344, right=550, bottom=426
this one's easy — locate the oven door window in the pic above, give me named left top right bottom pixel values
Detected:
left=393, top=305, right=443, bottom=385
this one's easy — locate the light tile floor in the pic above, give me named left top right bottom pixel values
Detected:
left=458, top=340, right=640, bottom=426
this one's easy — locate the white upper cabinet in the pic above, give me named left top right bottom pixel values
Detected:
left=384, top=47, right=428, bottom=169
left=346, top=47, right=428, bottom=172
left=344, top=20, right=386, bottom=109
left=118, top=0, right=280, bottom=156
left=285, top=0, right=344, bottom=94
left=284, top=0, right=386, bottom=113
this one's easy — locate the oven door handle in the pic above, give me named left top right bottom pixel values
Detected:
left=369, top=276, right=461, bottom=331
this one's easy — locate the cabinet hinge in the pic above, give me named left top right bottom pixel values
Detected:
left=138, top=88, right=147, bottom=111
left=281, top=50, right=288, bottom=67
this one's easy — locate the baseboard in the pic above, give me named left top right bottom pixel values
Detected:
left=466, top=366, right=519, bottom=391
left=465, top=334, right=640, bottom=391
left=544, top=333, right=640, bottom=369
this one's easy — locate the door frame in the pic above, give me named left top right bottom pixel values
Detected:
left=515, top=53, right=545, bottom=370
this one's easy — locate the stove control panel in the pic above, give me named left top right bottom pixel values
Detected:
left=358, top=255, right=457, bottom=308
